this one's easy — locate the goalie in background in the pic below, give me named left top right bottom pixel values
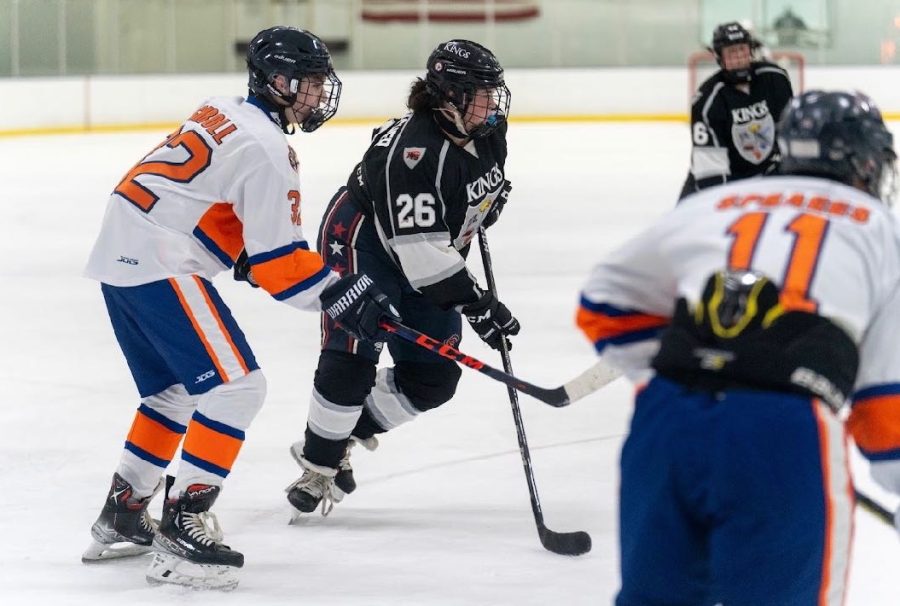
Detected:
left=577, top=90, right=899, bottom=604
left=679, top=21, right=793, bottom=200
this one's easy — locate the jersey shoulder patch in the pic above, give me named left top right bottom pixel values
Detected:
left=402, top=147, right=426, bottom=169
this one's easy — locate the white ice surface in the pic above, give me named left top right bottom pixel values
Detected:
left=0, top=122, right=897, bottom=605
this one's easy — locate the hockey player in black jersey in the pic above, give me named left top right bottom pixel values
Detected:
left=284, top=40, right=519, bottom=515
left=679, top=22, right=794, bottom=200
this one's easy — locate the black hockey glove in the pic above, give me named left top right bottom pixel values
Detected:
left=481, top=180, right=512, bottom=229
left=233, top=249, right=258, bottom=288
left=460, top=290, right=520, bottom=350
left=652, top=269, right=857, bottom=410
left=320, top=273, right=400, bottom=342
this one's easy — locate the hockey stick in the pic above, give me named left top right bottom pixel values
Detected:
left=855, top=488, right=896, bottom=527
left=378, top=319, right=618, bottom=408
left=476, top=228, right=592, bottom=556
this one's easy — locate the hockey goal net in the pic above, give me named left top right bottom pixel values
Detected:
left=687, top=50, right=805, bottom=101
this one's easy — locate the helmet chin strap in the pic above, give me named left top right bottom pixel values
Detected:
left=265, top=78, right=302, bottom=134
left=283, top=106, right=304, bottom=135
left=433, top=104, right=471, bottom=141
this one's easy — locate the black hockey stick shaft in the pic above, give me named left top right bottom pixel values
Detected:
left=855, top=488, right=895, bottom=526
left=476, top=228, right=591, bottom=556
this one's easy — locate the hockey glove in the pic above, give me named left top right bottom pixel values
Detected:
left=460, top=290, right=520, bottom=350
left=652, top=269, right=857, bottom=409
left=481, top=180, right=512, bottom=229
left=320, top=273, right=400, bottom=342
left=233, top=249, right=258, bottom=288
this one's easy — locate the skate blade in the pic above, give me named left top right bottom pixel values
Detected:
left=82, top=540, right=152, bottom=563
left=288, top=510, right=307, bottom=525
left=146, top=551, right=239, bottom=591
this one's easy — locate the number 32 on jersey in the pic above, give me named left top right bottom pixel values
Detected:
left=726, top=211, right=828, bottom=313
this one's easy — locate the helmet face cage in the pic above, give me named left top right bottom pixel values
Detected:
left=778, top=90, right=898, bottom=205
left=426, top=40, right=510, bottom=138
left=246, top=26, right=342, bottom=132
left=289, top=69, right=342, bottom=133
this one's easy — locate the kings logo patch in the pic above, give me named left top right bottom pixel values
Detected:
left=730, top=101, right=775, bottom=165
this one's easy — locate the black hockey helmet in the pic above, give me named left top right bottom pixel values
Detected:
left=425, top=40, right=510, bottom=138
left=246, top=26, right=341, bottom=132
left=711, top=22, right=757, bottom=83
left=778, top=90, right=897, bottom=203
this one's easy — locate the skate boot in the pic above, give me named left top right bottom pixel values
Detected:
left=82, top=472, right=160, bottom=563
left=288, top=436, right=378, bottom=511
left=334, top=436, right=378, bottom=499
left=285, top=455, right=338, bottom=517
left=146, top=484, right=243, bottom=591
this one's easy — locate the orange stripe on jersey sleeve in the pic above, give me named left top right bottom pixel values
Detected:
left=847, top=393, right=900, bottom=457
left=194, top=202, right=244, bottom=264
left=250, top=243, right=328, bottom=298
left=576, top=300, right=668, bottom=352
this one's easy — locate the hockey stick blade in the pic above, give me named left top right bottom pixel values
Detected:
left=380, top=319, right=618, bottom=407
left=539, top=525, right=592, bottom=556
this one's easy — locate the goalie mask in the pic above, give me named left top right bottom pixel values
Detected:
left=426, top=40, right=510, bottom=139
left=247, top=26, right=342, bottom=133
left=778, top=90, right=898, bottom=205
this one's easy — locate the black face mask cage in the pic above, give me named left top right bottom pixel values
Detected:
left=459, top=82, right=511, bottom=138
left=263, top=69, right=342, bottom=133
left=436, top=77, right=510, bottom=139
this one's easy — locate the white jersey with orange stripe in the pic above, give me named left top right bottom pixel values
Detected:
left=84, top=95, right=337, bottom=312
left=577, top=175, right=900, bottom=464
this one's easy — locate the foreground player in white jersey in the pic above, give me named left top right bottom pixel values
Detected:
left=577, top=91, right=900, bottom=605
left=81, top=26, right=398, bottom=590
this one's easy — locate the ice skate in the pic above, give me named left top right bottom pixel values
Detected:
left=285, top=452, right=339, bottom=519
left=333, top=435, right=378, bottom=499
left=287, top=436, right=378, bottom=517
left=146, top=484, right=243, bottom=591
left=82, top=473, right=161, bottom=563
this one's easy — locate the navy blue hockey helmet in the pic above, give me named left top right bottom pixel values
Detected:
left=778, top=90, right=897, bottom=203
left=246, top=26, right=341, bottom=132
left=425, top=40, right=510, bottom=138
left=711, top=22, right=756, bottom=83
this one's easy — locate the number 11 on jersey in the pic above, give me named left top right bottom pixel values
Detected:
left=726, top=211, right=829, bottom=313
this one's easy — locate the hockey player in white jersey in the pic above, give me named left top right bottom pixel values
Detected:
left=577, top=90, right=899, bottom=605
left=81, top=26, right=398, bottom=590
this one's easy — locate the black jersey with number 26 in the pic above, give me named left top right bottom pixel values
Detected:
left=345, top=110, right=508, bottom=308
